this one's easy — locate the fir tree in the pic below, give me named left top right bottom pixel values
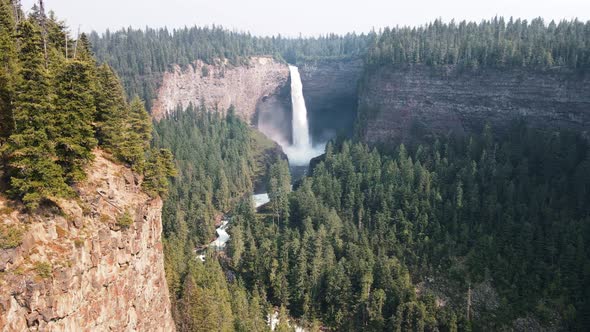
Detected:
left=94, top=64, right=126, bottom=150
left=143, top=148, right=177, bottom=198
left=128, top=95, right=152, bottom=145
left=53, top=59, right=97, bottom=182
left=74, top=32, right=95, bottom=64
left=0, top=0, right=16, bottom=142
left=117, top=96, right=152, bottom=171
left=4, top=20, right=69, bottom=209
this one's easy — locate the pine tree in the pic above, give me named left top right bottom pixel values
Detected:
left=117, top=96, right=151, bottom=170
left=4, top=20, right=69, bottom=209
left=0, top=0, right=16, bottom=143
left=128, top=95, right=152, bottom=145
left=94, top=64, right=126, bottom=150
left=74, top=32, right=95, bottom=64
left=143, top=148, right=177, bottom=198
left=276, top=305, right=294, bottom=332
left=53, top=59, right=97, bottom=182
left=268, top=158, right=291, bottom=226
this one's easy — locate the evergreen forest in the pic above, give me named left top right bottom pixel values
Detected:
left=0, top=0, right=174, bottom=209
left=1, top=1, right=589, bottom=331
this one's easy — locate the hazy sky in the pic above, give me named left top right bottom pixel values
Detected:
left=21, top=0, right=590, bottom=36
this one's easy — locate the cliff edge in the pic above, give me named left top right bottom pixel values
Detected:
left=0, top=150, right=175, bottom=331
left=151, top=57, right=289, bottom=122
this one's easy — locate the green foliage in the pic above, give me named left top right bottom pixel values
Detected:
left=176, top=259, right=234, bottom=331
left=117, top=210, right=134, bottom=228
left=34, top=261, right=52, bottom=279
left=74, top=33, right=95, bottom=63
left=94, top=64, right=126, bottom=151
left=0, top=8, right=174, bottom=208
left=143, top=148, right=177, bottom=198
left=0, top=223, right=24, bottom=249
left=227, top=124, right=590, bottom=330
left=154, top=105, right=255, bottom=244
left=117, top=96, right=152, bottom=171
left=3, top=20, right=71, bottom=209
left=53, top=59, right=98, bottom=182
left=367, top=18, right=590, bottom=69
left=156, top=105, right=281, bottom=331
left=90, top=27, right=369, bottom=107
left=267, top=158, right=290, bottom=226
left=0, top=0, right=16, bottom=143
left=276, top=305, right=295, bottom=332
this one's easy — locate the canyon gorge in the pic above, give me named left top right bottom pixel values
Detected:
left=1, top=5, right=589, bottom=330
left=151, top=57, right=589, bottom=152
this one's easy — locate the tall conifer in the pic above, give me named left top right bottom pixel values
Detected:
left=117, top=96, right=152, bottom=171
left=94, top=64, right=126, bottom=148
left=53, top=59, right=97, bottom=182
left=0, top=0, right=16, bottom=142
left=5, top=20, right=69, bottom=209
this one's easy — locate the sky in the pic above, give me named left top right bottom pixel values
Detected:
left=21, top=0, right=590, bottom=36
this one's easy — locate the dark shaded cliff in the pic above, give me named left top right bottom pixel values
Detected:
left=358, top=65, right=590, bottom=144
left=299, top=59, right=364, bottom=144
left=256, top=75, right=292, bottom=146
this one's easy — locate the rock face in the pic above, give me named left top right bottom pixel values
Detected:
left=152, top=57, right=289, bottom=122
left=359, top=64, right=590, bottom=143
left=256, top=74, right=293, bottom=146
left=299, top=59, right=364, bottom=143
left=0, top=151, right=175, bottom=331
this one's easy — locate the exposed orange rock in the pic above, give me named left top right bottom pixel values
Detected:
left=151, top=57, right=289, bottom=122
left=0, top=150, right=175, bottom=331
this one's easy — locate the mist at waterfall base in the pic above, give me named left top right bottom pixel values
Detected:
left=281, top=65, right=326, bottom=166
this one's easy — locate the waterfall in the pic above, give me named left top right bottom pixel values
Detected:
left=280, top=65, right=325, bottom=167
left=289, top=65, right=311, bottom=149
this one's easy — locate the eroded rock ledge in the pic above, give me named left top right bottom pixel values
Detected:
left=0, top=150, right=175, bottom=331
left=151, top=57, right=289, bottom=122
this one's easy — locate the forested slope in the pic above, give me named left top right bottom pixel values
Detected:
left=85, top=13, right=590, bottom=332
left=0, top=0, right=174, bottom=209
left=228, top=125, right=590, bottom=331
left=0, top=1, right=176, bottom=329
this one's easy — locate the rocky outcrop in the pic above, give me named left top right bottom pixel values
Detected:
left=152, top=57, right=289, bottom=122
left=0, top=150, right=175, bottom=331
left=299, top=58, right=363, bottom=143
left=359, top=65, right=590, bottom=143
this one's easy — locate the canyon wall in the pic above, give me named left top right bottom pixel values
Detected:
left=152, top=57, right=289, bottom=122
left=359, top=64, right=590, bottom=143
left=256, top=74, right=292, bottom=146
left=152, top=56, right=364, bottom=147
left=0, top=151, right=175, bottom=331
left=299, top=58, right=364, bottom=144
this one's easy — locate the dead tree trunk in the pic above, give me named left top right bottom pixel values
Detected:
left=38, top=0, right=48, bottom=68
left=11, top=0, right=20, bottom=25
left=73, top=25, right=80, bottom=59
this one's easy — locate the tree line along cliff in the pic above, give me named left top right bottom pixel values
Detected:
left=88, top=17, right=590, bottom=148
left=0, top=0, right=175, bottom=210
left=0, top=1, right=178, bottom=330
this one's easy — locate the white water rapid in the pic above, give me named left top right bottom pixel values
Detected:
left=282, top=65, right=325, bottom=166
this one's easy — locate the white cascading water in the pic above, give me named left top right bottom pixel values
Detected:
left=289, top=65, right=311, bottom=148
left=283, top=65, right=325, bottom=166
